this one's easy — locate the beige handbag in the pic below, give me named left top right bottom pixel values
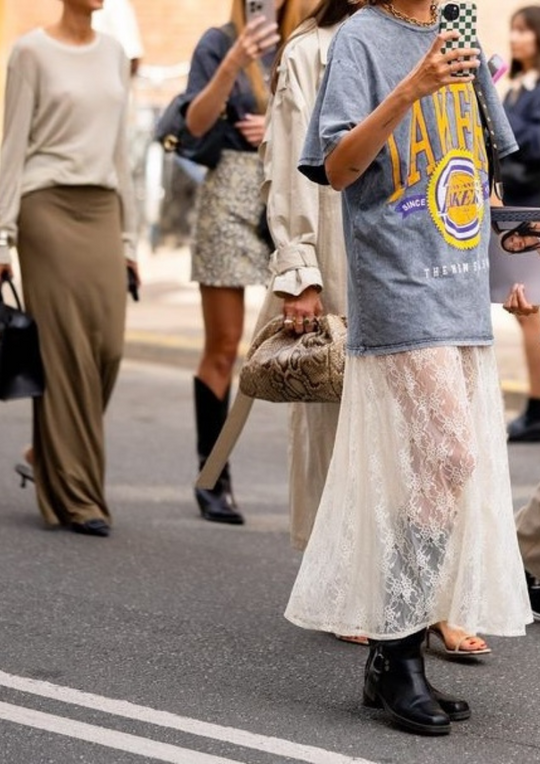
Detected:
left=238, top=314, right=347, bottom=403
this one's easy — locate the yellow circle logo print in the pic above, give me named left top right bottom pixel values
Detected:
left=427, top=149, right=484, bottom=250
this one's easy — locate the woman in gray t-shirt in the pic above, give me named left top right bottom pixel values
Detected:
left=284, top=0, right=532, bottom=737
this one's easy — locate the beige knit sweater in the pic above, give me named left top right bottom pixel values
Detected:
left=0, top=29, right=137, bottom=263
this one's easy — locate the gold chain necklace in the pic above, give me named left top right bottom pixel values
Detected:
left=382, top=2, right=439, bottom=27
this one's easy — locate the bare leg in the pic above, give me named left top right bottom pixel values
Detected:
left=193, top=286, right=245, bottom=525
left=384, top=348, right=477, bottom=631
left=197, top=285, right=245, bottom=398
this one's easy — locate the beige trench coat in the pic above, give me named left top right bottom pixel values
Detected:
left=260, top=23, right=347, bottom=550
left=196, top=24, right=348, bottom=550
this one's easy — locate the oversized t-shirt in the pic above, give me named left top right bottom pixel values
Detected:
left=299, top=6, right=518, bottom=356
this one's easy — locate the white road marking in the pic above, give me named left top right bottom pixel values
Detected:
left=0, top=701, right=242, bottom=764
left=0, top=670, right=373, bottom=764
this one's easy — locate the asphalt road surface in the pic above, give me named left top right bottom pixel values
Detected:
left=0, top=360, right=539, bottom=764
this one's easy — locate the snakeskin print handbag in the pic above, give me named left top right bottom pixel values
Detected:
left=239, top=314, right=347, bottom=403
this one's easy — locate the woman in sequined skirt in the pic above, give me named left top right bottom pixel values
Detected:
left=184, top=0, right=302, bottom=525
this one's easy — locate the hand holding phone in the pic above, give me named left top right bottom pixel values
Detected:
left=439, top=2, right=478, bottom=78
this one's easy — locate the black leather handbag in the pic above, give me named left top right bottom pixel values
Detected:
left=154, top=93, right=227, bottom=169
left=0, top=278, right=45, bottom=401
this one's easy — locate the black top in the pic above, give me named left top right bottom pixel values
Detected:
left=501, top=79, right=540, bottom=206
left=183, top=25, right=274, bottom=154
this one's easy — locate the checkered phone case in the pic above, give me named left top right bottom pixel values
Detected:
left=439, top=2, right=478, bottom=77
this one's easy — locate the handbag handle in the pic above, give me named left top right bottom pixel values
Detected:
left=473, top=80, right=504, bottom=202
left=0, top=277, right=23, bottom=312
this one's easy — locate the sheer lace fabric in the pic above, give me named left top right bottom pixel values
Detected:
left=285, top=346, right=532, bottom=639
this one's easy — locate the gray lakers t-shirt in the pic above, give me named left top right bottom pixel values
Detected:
left=299, top=6, right=517, bottom=356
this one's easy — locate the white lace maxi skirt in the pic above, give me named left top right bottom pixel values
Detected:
left=285, top=345, right=532, bottom=640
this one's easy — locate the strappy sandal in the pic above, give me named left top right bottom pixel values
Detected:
left=15, top=463, right=34, bottom=488
left=426, top=624, right=492, bottom=657
left=15, top=445, right=34, bottom=488
left=500, top=222, right=540, bottom=253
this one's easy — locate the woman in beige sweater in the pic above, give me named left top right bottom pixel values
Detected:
left=0, top=0, right=138, bottom=537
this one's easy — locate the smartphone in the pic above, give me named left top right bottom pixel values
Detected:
left=226, top=103, right=246, bottom=124
left=127, top=265, right=139, bottom=302
left=245, top=0, right=276, bottom=26
left=439, top=2, right=478, bottom=78
left=487, top=53, right=509, bottom=83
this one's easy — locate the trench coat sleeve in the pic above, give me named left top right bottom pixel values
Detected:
left=260, top=47, right=324, bottom=297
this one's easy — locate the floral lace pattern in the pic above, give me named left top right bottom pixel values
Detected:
left=285, top=346, right=532, bottom=639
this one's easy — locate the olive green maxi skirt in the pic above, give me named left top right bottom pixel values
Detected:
left=17, top=186, right=127, bottom=528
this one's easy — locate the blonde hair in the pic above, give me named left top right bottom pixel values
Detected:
left=230, top=0, right=304, bottom=111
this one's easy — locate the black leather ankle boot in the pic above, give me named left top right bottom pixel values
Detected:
left=364, top=637, right=470, bottom=723
left=195, top=462, right=244, bottom=525
left=193, top=378, right=244, bottom=525
left=363, top=630, right=451, bottom=735
left=425, top=682, right=470, bottom=722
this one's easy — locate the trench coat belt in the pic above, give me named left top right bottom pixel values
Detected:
left=196, top=390, right=254, bottom=489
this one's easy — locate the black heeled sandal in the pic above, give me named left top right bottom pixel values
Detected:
left=15, top=463, right=34, bottom=488
left=71, top=519, right=110, bottom=538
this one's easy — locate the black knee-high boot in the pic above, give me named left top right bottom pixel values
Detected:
left=363, top=629, right=455, bottom=735
left=193, top=377, right=244, bottom=525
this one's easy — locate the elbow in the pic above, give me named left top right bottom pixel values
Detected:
left=185, top=115, right=205, bottom=138
left=189, top=127, right=206, bottom=138
left=325, top=157, right=355, bottom=192
left=184, top=105, right=206, bottom=138
left=325, top=165, right=349, bottom=192
left=328, top=175, right=347, bottom=192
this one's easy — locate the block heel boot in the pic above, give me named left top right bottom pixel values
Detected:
left=363, top=629, right=452, bottom=735
left=193, top=377, right=244, bottom=525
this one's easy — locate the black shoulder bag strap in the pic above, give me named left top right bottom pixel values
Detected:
left=473, top=80, right=504, bottom=202
left=474, top=82, right=540, bottom=240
